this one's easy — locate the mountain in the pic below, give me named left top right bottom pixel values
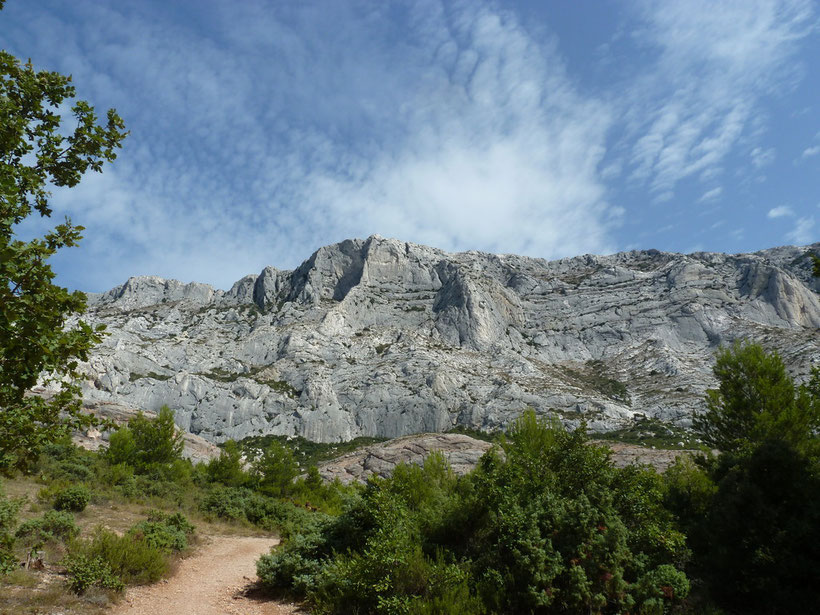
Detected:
left=71, top=236, right=820, bottom=444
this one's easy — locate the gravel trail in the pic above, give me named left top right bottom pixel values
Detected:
left=112, top=535, right=300, bottom=615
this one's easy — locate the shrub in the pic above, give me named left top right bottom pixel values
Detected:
left=54, top=484, right=91, bottom=512
left=206, top=440, right=249, bottom=487
left=129, top=521, right=188, bottom=552
left=678, top=344, right=820, bottom=613
left=696, top=440, right=820, bottom=613
left=257, top=411, right=690, bottom=614
left=16, top=509, right=79, bottom=545
left=70, top=527, right=168, bottom=585
left=694, top=341, right=819, bottom=453
left=200, top=485, right=322, bottom=535
left=47, top=459, right=94, bottom=483
left=64, top=553, right=124, bottom=594
left=129, top=511, right=195, bottom=552
left=252, top=440, right=299, bottom=497
left=0, top=485, right=22, bottom=575
left=107, top=406, right=184, bottom=473
left=149, top=510, right=196, bottom=535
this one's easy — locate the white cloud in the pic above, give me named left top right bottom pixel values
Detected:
left=751, top=146, right=776, bottom=168
left=803, top=145, right=820, bottom=157
left=625, top=0, right=814, bottom=197
left=786, top=216, right=816, bottom=244
left=767, top=205, right=795, bottom=218
left=699, top=187, right=723, bottom=202
left=5, top=0, right=617, bottom=291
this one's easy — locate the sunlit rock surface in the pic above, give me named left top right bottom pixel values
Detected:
left=73, top=236, right=820, bottom=444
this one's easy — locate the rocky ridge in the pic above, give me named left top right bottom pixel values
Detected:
left=315, top=433, right=693, bottom=484
left=72, top=236, right=820, bottom=444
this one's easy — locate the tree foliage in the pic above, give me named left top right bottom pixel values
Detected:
left=258, top=411, right=690, bottom=614
left=253, top=440, right=299, bottom=497
left=206, top=439, right=249, bottom=487
left=669, top=342, right=820, bottom=613
left=107, top=406, right=184, bottom=473
left=0, top=25, right=127, bottom=472
left=693, top=341, right=819, bottom=454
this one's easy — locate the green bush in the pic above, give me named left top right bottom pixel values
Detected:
left=696, top=441, right=820, bottom=613
left=257, top=412, right=690, bottom=614
left=129, top=511, right=195, bottom=552
left=149, top=510, right=196, bottom=535
left=48, top=459, right=94, bottom=483
left=129, top=520, right=188, bottom=552
left=252, top=440, right=299, bottom=497
left=676, top=343, right=820, bottom=613
left=694, top=341, right=819, bottom=453
left=206, top=440, right=249, bottom=487
left=64, top=553, right=124, bottom=594
left=53, top=484, right=91, bottom=512
left=0, top=484, right=22, bottom=575
left=15, top=509, right=79, bottom=545
left=199, top=486, right=321, bottom=535
left=107, top=406, right=184, bottom=473
left=70, top=526, right=168, bottom=585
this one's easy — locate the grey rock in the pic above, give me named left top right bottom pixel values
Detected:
left=317, top=433, right=495, bottom=484
left=72, top=236, right=820, bottom=444
left=316, top=433, right=696, bottom=484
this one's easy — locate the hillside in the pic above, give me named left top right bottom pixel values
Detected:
left=62, top=236, right=820, bottom=444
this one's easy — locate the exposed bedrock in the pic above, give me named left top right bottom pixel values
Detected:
left=73, top=236, right=819, bottom=444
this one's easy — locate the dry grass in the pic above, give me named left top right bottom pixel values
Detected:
left=1, top=474, right=271, bottom=615
left=0, top=578, right=120, bottom=615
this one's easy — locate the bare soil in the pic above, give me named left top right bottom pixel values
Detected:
left=111, top=535, right=302, bottom=615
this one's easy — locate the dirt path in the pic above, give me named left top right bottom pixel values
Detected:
left=112, top=535, right=301, bottom=615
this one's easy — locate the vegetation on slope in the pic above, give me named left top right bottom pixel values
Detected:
left=2, top=342, right=818, bottom=614
left=256, top=342, right=820, bottom=615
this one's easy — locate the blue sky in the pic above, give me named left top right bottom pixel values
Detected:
left=2, top=0, right=818, bottom=292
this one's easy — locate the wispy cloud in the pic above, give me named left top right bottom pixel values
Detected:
left=768, top=205, right=795, bottom=218
left=6, top=0, right=617, bottom=290
left=751, top=146, right=776, bottom=168
left=3, top=0, right=817, bottom=291
left=699, top=187, right=723, bottom=202
left=803, top=145, right=820, bottom=157
left=624, top=0, right=815, bottom=197
left=786, top=216, right=815, bottom=243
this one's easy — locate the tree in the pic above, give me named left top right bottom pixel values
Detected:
left=107, top=407, right=184, bottom=473
left=671, top=342, right=820, bottom=613
left=698, top=439, right=820, bottom=613
left=693, top=341, right=819, bottom=453
left=0, top=16, right=127, bottom=472
left=206, top=440, right=249, bottom=487
left=252, top=440, right=298, bottom=497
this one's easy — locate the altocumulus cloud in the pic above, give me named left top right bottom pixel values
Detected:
left=4, top=0, right=817, bottom=291
left=9, top=0, right=616, bottom=290
left=623, top=0, right=815, bottom=198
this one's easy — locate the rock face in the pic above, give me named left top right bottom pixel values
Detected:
left=317, top=433, right=495, bottom=484
left=316, top=433, right=694, bottom=484
left=73, top=236, right=820, bottom=444
left=72, top=400, right=221, bottom=464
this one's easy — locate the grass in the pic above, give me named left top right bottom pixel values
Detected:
left=0, top=579, right=120, bottom=615
left=264, top=380, right=301, bottom=399
left=596, top=416, right=705, bottom=450
left=1, top=469, right=271, bottom=615
left=444, top=425, right=499, bottom=443
left=237, top=434, right=388, bottom=469
left=199, top=366, right=302, bottom=398
left=129, top=371, right=172, bottom=382
left=560, top=360, right=632, bottom=405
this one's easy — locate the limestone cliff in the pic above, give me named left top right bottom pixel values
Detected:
left=72, top=236, right=819, bottom=444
